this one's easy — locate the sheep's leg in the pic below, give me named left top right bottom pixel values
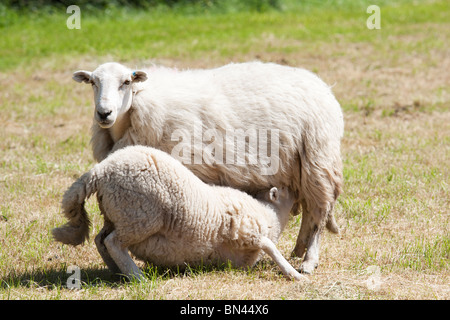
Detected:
left=292, top=201, right=311, bottom=259
left=297, top=203, right=337, bottom=273
left=326, top=212, right=340, bottom=234
left=299, top=225, right=321, bottom=274
left=104, top=231, right=143, bottom=280
left=299, top=202, right=337, bottom=273
left=95, top=223, right=121, bottom=274
left=260, top=236, right=308, bottom=281
left=293, top=204, right=325, bottom=274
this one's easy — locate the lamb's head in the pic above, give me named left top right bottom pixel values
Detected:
left=257, top=187, right=295, bottom=219
left=73, top=62, right=148, bottom=128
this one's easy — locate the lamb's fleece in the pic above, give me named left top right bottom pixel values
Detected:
left=52, top=145, right=303, bottom=280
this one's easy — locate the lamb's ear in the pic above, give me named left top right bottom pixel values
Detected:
left=269, top=187, right=279, bottom=202
left=132, top=70, right=148, bottom=83
left=73, top=70, right=92, bottom=84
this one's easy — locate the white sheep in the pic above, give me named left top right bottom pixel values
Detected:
left=52, top=145, right=307, bottom=281
left=72, top=61, right=344, bottom=273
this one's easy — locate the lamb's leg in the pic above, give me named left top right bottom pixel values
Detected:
left=95, top=198, right=121, bottom=274
left=104, top=231, right=143, bottom=280
left=260, top=236, right=308, bottom=281
left=95, top=223, right=121, bottom=274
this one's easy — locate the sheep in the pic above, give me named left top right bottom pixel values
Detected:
left=52, top=145, right=307, bottom=281
left=72, top=61, right=344, bottom=274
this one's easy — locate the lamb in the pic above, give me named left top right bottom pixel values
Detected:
left=52, top=145, right=307, bottom=281
left=72, top=61, right=344, bottom=273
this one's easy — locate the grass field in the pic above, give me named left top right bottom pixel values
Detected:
left=0, top=0, right=449, bottom=300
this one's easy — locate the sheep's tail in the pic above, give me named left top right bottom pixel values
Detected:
left=52, top=170, right=98, bottom=246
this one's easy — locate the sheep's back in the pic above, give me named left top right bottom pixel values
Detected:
left=128, top=62, right=343, bottom=206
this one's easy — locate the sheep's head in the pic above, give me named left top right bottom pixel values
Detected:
left=73, top=62, right=147, bottom=128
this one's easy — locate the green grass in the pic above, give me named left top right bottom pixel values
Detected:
left=1, top=0, right=449, bottom=71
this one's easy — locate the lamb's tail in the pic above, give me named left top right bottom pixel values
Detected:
left=52, top=170, right=98, bottom=246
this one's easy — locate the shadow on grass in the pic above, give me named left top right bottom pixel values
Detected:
left=0, top=259, right=266, bottom=290
left=0, top=267, right=121, bottom=290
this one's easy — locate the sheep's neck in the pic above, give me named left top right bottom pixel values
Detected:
left=109, top=110, right=131, bottom=143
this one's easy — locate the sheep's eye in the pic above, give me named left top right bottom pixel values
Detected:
left=90, top=81, right=97, bottom=87
left=123, top=80, right=131, bottom=86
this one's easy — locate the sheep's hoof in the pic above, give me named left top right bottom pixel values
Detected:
left=291, top=244, right=306, bottom=259
left=299, top=260, right=318, bottom=274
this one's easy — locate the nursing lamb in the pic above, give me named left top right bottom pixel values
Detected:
left=52, top=145, right=306, bottom=281
left=72, top=61, right=344, bottom=273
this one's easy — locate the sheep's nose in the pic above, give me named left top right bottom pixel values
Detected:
left=97, top=110, right=112, bottom=120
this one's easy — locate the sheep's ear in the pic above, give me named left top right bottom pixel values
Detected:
left=132, top=70, right=148, bottom=83
left=269, top=187, right=279, bottom=202
left=73, top=70, right=92, bottom=84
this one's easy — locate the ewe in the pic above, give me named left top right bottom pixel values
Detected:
left=72, top=61, right=344, bottom=273
left=53, top=146, right=307, bottom=281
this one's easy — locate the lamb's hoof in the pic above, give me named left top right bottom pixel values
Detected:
left=291, top=272, right=310, bottom=283
left=299, top=260, right=318, bottom=274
